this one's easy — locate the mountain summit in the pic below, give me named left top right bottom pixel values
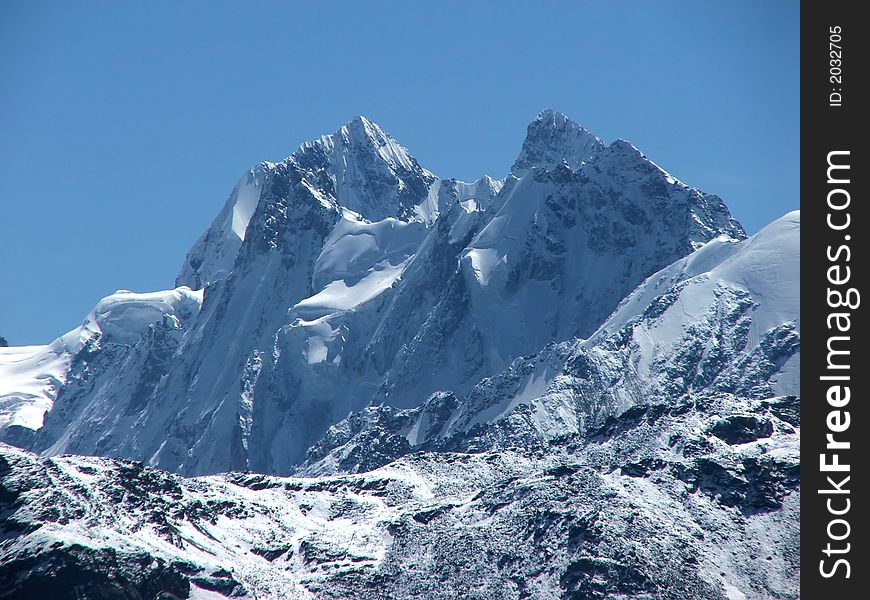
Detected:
left=176, top=115, right=437, bottom=290
left=511, top=108, right=605, bottom=175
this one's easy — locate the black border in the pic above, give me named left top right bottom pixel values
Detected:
left=801, top=3, right=868, bottom=596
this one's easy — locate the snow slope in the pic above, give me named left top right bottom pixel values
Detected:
left=0, top=288, right=201, bottom=444
left=177, top=165, right=274, bottom=289
left=0, top=345, right=69, bottom=433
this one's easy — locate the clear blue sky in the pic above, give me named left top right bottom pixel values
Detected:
left=0, top=1, right=799, bottom=345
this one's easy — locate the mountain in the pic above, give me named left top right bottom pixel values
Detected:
left=0, top=111, right=798, bottom=598
left=0, top=111, right=744, bottom=477
left=0, top=213, right=800, bottom=599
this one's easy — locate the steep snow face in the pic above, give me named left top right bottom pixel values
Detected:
left=177, top=165, right=274, bottom=289
left=0, top=288, right=202, bottom=445
left=467, top=138, right=745, bottom=341
left=311, top=215, right=427, bottom=295
left=451, top=210, right=798, bottom=446
left=0, top=345, right=69, bottom=434
left=240, top=196, right=494, bottom=473
left=511, top=109, right=605, bottom=176
left=590, top=210, right=800, bottom=397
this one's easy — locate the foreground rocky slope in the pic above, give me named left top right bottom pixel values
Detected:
left=1, top=387, right=798, bottom=600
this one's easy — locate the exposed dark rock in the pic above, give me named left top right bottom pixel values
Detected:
left=708, top=415, right=774, bottom=445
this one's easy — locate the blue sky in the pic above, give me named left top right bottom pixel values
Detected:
left=0, top=1, right=799, bottom=345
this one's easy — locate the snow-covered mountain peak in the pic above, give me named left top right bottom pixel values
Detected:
left=473, top=174, right=503, bottom=197
left=339, top=115, right=395, bottom=150
left=344, top=113, right=381, bottom=136
left=302, top=115, right=419, bottom=174
left=290, top=115, right=438, bottom=222
left=177, top=117, right=440, bottom=289
left=511, top=109, right=605, bottom=175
